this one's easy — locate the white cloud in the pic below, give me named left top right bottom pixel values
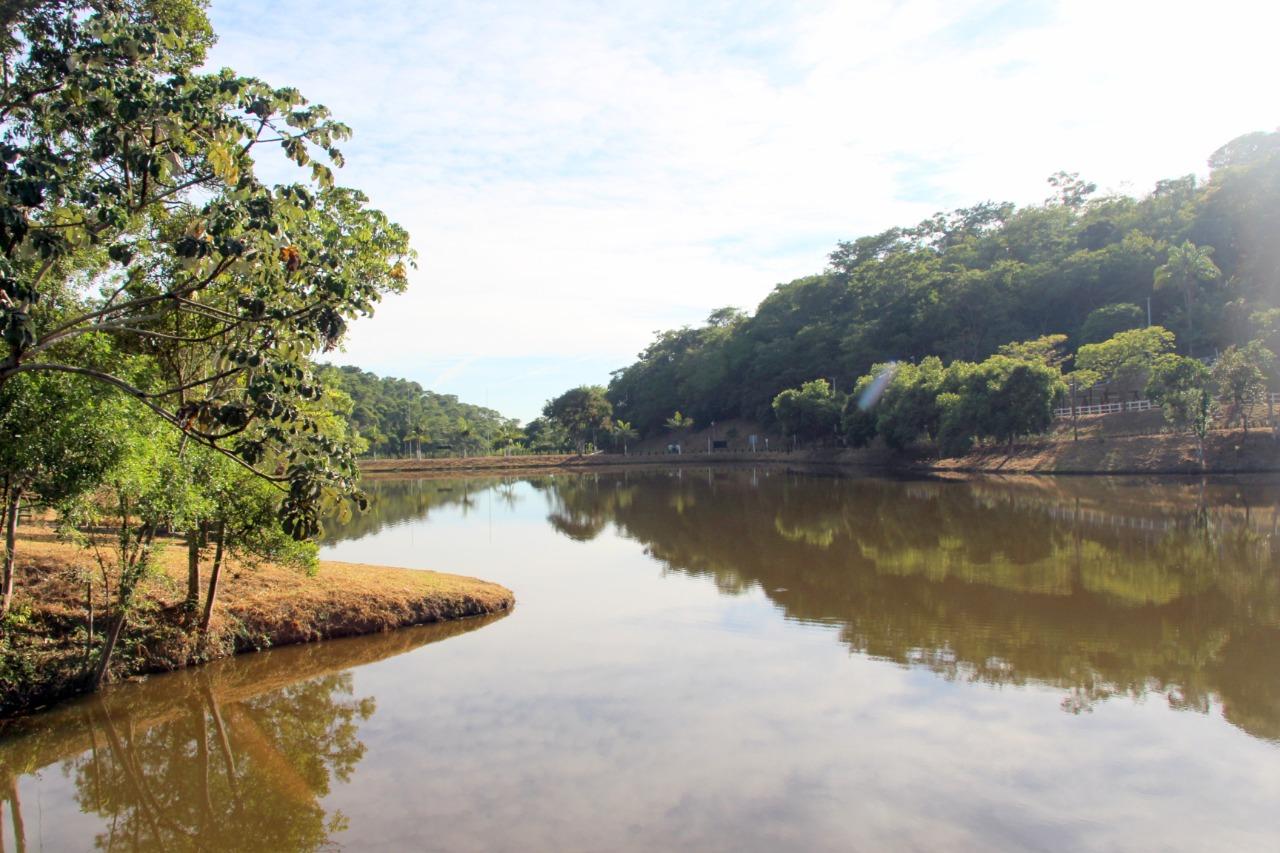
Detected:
left=207, top=0, right=1278, bottom=419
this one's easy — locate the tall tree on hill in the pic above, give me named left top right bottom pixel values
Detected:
left=1154, top=242, right=1221, bottom=358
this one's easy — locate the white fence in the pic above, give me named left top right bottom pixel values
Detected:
left=1055, top=393, right=1279, bottom=420
left=1054, top=399, right=1155, bottom=418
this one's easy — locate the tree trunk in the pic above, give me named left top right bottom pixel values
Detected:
left=1185, top=284, right=1194, bottom=358
left=92, top=527, right=152, bottom=690
left=185, top=527, right=202, bottom=618
left=92, top=609, right=129, bottom=691
left=199, top=520, right=225, bottom=636
left=2, top=485, right=21, bottom=619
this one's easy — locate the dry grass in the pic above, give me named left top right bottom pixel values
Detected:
left=0, top=526, right=513, bottom=718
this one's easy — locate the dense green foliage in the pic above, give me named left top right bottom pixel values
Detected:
left=0, top=1, right=410, bottom=688
left=772, top=379, right=843, bottom=441
left=319, top=364, right=519, bottom=457
left=604, top=142, right=1280, bottom=437
left=542, top=385, right=612, bottom=453
left=0, top=0, right=412, bottom=542
left=833, top=349, right=1065, bottom=456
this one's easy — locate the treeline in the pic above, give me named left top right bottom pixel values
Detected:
left=774, top=323, right=1275, bottom=459
left=318, top=365, right=520, bottom=457
left=600, top=136, right=1280, bottom=439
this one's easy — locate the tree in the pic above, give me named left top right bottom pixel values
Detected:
left=1046, top=171, right=1097, bottom=209
left=543, top=386, right=612, bottom=454
left=1075, top=326, right=1176, bottom=388
left=1080, top=303, right=1145, bottom=344
left=951, top=355, right=1065, bottom=452
left=0, top=2, right=412, bottom=540
left=58, top=417, right=195, bottom=688
left=1146, top=354, right=1213, bottom=466
left=873, top=357, right=947, bottom=450
left=1251, top=309, right=1280, bottom=424
left=192, top=450, right=318, bottom=637
left=1153, top=242, right=1221, bottom=357
left=0, top=365, right=127, bottom=616
left=771, top=379, right=844, bottom=443
left=523, top=416, right=571, bottom=452
left=1212, top=342, right=1273, bottom=432
left=1208, top=131, right=1280, bottom=169
left=998, top=334, right=1069, bottom=368
left=493, top=423, right=525, bottom=455
left=610, top=419, right=637, bottom=455
left=840, top=368, right=886, bottom=448
left=664, top=410, right=695, bottom=432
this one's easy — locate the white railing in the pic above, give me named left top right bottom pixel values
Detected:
left=1056, top=392, right=1277, bottom=420
left=1054, top=399, right=1153, bottom=419
left=1055, top=401, right=1126, bottom=418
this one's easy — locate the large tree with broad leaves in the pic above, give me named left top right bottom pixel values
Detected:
left=0, top=1, right=412, bottom=538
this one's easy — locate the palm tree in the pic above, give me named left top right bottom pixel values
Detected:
left=494, top=424, right=524, bottom=456
left=1154, top=241, right=1220, bottom=358
left=665, top=411, right=695, bottom=431
left=611, top=419, right=638, bottom=455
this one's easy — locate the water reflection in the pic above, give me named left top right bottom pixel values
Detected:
left=345, top=471, right=1280, bottom=742
left=0, top=615, right=502, bottom=851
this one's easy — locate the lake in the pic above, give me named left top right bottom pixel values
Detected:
left=3, top=469, right=1279, bottom=851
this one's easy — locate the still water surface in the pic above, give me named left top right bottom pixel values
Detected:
left=3, top=469, right=1280, bottom=851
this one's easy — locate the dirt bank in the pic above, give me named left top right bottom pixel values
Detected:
left=360, top=427, right=1279, bottom=479
left=920, top=429, right=1280, bottom=475
left=0, top=529, right=513, bottom=719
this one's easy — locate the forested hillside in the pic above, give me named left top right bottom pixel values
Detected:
left=320, top=365, right=521, bottom=456
left=604, top=132, right=1280, bottom=437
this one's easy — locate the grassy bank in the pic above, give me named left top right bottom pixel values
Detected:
left=0, top=526, right=513, bottom=719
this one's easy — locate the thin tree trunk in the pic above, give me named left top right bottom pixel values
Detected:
left=1185, top=284, right=1194, bottom=358
left=2, top=485, right=21, bottom=619
left=185, top=527, right=201, bottom=618
left=199, top=520, right=225, bottom=636
left=85, top=577, right=94, bottom=662
left=93, top=609, right=129, bottom=691
left=92, top=527, right=152, bottom=690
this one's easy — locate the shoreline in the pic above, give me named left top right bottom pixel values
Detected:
left=0, top=533, right=514, bottom=722
left=360, top=429, right=1280, bottom=478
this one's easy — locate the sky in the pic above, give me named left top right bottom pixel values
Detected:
left=206, top=0, right=1277, bottom=423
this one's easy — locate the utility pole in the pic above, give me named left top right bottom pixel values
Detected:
left=1070, top=379, right=1079, bottom=442
left=1147, top=297, right=1152, bottom=328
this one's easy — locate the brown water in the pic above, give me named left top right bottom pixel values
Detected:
left=2, top=470, right=1279, bottom=851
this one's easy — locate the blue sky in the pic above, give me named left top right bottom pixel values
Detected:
left=206, top=0, right=1276, bottom=422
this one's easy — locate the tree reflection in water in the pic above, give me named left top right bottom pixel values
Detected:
left=0, top=615, right=503, bottom=851
left=349, top=470, right=1280, bottom=742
